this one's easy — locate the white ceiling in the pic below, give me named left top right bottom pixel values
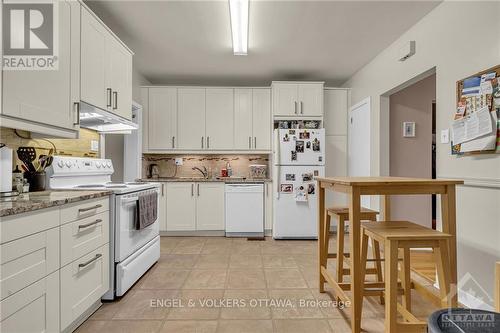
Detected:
left=85, top=0, right=440, bottom=86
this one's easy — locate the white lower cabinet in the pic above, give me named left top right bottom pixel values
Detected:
left=0, top=271, right=59, bottom=333
left=60, top=245, right=109, bottom=331
left=166, top=182, right=196, bottom=231
left=196, top=183, right=225, bottom=231
left=166, top=182, right=225, bottom=232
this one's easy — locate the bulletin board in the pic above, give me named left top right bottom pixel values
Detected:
left=452, top=64, right=500, bottom=155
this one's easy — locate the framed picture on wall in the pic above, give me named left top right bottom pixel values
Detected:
left=403, top=122, right=416, bottom=137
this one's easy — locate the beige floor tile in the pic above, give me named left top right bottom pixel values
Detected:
left=167, top=290, right=224, bottom=320
left=139, top=268, right=190, bottom=289
left=216, top=320, right=273, bottom=333
left=327, top=318, right=353, bottom=333
left=293, top=254, right=318, bottom=270
left=262, top=255, right=298, bottom=268
left=160, top=320, right=218, bottom=333
left=76, top=320, right=163, bottom=333
left=160, top=237, right=181, bottom=254
left=201, top=242, right=232, bottom=254
left=261, top=242, right=290, bottom=254
left=274, top=319, right=333, bottom=333
left=230, top=242, right=262, bottom=255
left=265, top=269, right=308, bottom=289
left=171, top=239, right=206, bottom=254
left=227, top=269, right=267, bottom=289
left=220, top=289, right=270, bottom=319
left=113, top=290, right=178, bottom=320
left=194, top=255, right=230, bottom=269
left=268, top=289, right=325, bottom=319
left=157, top=254, right=199, bottom=269
left=89, top=291, right=133, bottom=320
left=286, top=242, right=317, bottom=255
left=229, top=254, right=263, bottom=268
left=183, top=269, right=227, bottom=289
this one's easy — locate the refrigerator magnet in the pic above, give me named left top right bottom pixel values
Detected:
left=289, top=129, right=296, bottom=135
left=296, top=141, right=304, bottom=153
left=306, top=141, right=311, bottom=149
left=313, top=170, right=319, bottom=177
left=299, top=131, right=310, bottom=139
left=285, top=174, right=296, bottom=181
left=283, top=134, right=290, bottom=142
left=294, top=186, right=308, bottom=202
left=291, top=151, right=297, bottom=161
left=312, top=138, right=320, bottom=151
left=307, top=183, right=315, bottom=195
left=302, top=173, right=313, bottom=182
left=281, top=184, right=293, bottom=193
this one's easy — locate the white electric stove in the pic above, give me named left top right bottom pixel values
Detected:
left=46, top=156, right=160, bottom=300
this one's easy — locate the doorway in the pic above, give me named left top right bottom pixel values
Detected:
left=388, top=74, right=436, bottom=228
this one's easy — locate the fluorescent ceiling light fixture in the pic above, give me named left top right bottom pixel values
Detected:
left=229, top=0, right=249, bottom=55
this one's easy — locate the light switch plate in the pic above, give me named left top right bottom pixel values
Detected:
left=90, top=140, right=99, bottom=152
left=440, top=129, right=449, bottom=144
left=175, top=158, right=183, bottom=166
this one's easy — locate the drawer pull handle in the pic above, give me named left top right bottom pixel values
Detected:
left=78, top=204, right=102, bottom=213
left=79, top=254, right=102, bottom=268
left=78, top=219, right=102, bottom=230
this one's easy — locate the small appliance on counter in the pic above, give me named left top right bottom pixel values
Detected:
left=148, top=164, right=160, bottom=178
left=0, top=144, right=18, bottom=198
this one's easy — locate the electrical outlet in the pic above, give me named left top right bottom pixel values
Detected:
left=90, top=140, right=99, bottom=152
left=175, top=158, right=183, bottom=166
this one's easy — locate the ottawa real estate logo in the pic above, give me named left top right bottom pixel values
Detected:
left=2, top=0, right=59, bottom=70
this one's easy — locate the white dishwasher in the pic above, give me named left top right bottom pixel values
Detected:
left=225, top=183, right=264, bottom=237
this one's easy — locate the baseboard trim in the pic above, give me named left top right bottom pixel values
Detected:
left=438, top=176, right=500, bottom=189
left=160, top=230, right=225, bottom=237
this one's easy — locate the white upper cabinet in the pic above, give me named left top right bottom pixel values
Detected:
left=234, top=89, right=253, bottom=149
left=177, top=88, right=206, bottom=150
left=81, top=7, right=108, bottom=111
left=2, top=1, right=80, bottom=136
left=81, top=6, right=133, bottom=120
left=206, top=89, right=234, bottom=149
left=148, top=88, right=177, bottom=150
left=272, top=82, right=324, bottom=117
left=252, top=89, right=272, bottom=150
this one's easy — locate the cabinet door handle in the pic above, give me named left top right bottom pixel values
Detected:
left=191, top=183, right=194, bottom=196
left=79, top=253, right=102, bottom=268
left=254, top=137, right=257, bottom=149
left=249, top=137, right=251, bottom=149
left=201, top=137, right=204, bottom=149
left=73, top=102, right=80, bottom=125
left=197, top=183, right=200, bottom=196
left=78, top=219, right=102, bottom=230
left=107, top=88, right=112, bottom=107
left=300, top=101, right=303, bottom=114
left=172, top=136, right=175, bottom=148
left=294, top=101, right=297, bottom=114
left=113, top=91, right=118, bottom=110
left=161, top=183, right=165, bottom=196
left=207, top=137, right=210, bottom=149
left=78, top=204, right=102, bottom=213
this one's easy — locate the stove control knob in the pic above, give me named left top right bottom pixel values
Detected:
left=96, top=162, right=102, bottom=168
left=106, top=161, right=112, bottom=168
left=65, top=161, right=72, bottom=168
left=57, top=160, right=64, bottom=168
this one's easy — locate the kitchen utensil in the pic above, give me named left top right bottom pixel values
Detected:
left=24, top=171, right=46, bottom=192
left=17, top=147, right=37, bottom=172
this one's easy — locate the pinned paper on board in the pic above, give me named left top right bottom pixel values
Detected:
left=452, top=107, right=493, bottom=145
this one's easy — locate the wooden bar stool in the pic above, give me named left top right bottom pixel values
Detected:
left=360, top=221, right=452, bottom=333
left=324, top=206, right=384, bottom=303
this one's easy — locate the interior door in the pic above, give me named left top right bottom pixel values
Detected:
left=205, top=88, right=234, bottom=149
left=298, top=84, right=323, bottom=116
left=234, top=89, right=253, bottom=149
left=148, top=88, right=177, bottom=150
left=273, top=84, right=298, bottom=116
left=252, top=89, right=271, bottom=150
left=81, top=7, right=107, bottom=110
left=166, top=183, right=196, bottom=231
left=177, top=88, right=206, bottom=150
left=348, top=97, right=371, bottom=208
left=2, top=1, right=77, bottom=130
left=196, top=183, right=225, bottom=230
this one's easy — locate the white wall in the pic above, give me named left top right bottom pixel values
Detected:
left=343, top=1, right=500, bottom=308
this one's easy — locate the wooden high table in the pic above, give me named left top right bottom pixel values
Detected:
left=316, top=177, right=463, bottom=333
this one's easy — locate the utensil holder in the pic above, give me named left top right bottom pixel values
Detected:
left=24, top=172, right=46, bottom=192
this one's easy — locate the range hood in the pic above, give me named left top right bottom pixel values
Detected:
left=79, top=102, right=138, bottom=134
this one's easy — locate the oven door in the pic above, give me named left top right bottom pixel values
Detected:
left=114, top=188, right=160, bottom=262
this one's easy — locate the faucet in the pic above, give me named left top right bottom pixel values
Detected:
left=192, top=166, right=208, bottom=179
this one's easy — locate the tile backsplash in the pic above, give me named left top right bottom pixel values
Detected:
left=142, top=154, right=270, bottom=179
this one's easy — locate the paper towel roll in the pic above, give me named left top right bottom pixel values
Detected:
left=0, top=146, right=13, bottom=192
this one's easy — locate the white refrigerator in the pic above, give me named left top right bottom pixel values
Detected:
left=273, top=128, right=325, bottom=239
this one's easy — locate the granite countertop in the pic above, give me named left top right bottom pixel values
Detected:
left=0, top=190, right=112, bottom=217
left=140, top=177, right=272, bottom=183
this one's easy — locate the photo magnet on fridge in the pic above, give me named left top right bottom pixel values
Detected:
left=294, top=185, right=307, bottom=202
left=291, top=151, right=297, bottom=161
left=281, top=184, right=293, bottom=193
left=313, top=170, right=319, bottom=177
left=306, top=141, right=311, bottom=149
left=296, top=141, right=304, bottom=153
left=312, top=138, right=320, bottom=152
left=307, top=183, right=315, bottom=195
left=285, top=174, right=296, bottom=181
left=302, top=173, right=313, bottom=182
left=283, top=134, right=290, bottom=142
left=299, top=131, right=310, bottom=139
left=289, top=129, right=296, bottom=135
